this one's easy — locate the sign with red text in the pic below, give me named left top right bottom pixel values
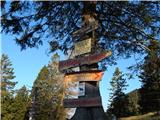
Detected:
left=59, top=51, right=112, bottom=71
left=63, top=97, right=102, bottom=108
left=74, top=38, right=91, bottom=56
left=64, top=70, right=104, bottom=82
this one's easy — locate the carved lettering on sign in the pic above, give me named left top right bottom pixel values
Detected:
left=64, top=70, right=104, bottom=82
left=63, top=97, right=102, bottom=108
left=74, top=38, right=91, bottom=56
left=59, top=51, right=112, bottom=71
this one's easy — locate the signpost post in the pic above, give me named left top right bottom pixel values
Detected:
left=61, top=2, right=110, bottom=119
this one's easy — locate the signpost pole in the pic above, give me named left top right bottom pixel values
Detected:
left=69, top=2, right=107, bottom=120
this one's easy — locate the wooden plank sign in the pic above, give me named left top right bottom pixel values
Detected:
left=64, top=70, right=104, bottom=82
left=63, top=97, right=102, bottom=108
left=59, top=51, right=112, bottom=71
left=74, top=38, right=91, bottom=56
left=72, top=22, right=98, bottom=37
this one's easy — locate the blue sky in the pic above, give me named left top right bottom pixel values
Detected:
left=1, top=33, right=141, bottom=111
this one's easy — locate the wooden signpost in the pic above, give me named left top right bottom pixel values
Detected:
left=63, top=6, right=110, bottom=119
left=64, top=70, right=104, bottom=82
left=74, top=38, right=91, bottom=56
left=63, top=97, right=102, bottom=108
left=59, top=51, right=111, bottom=71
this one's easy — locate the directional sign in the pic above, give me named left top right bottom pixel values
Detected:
left=63, top=97, right=102, bottom=108
left=74, top=38, right=91, bottom=56
left=64, top=70, right=104, bottom=82
left=72, top=22, right=98, bottom=38
left=59, top=51, right=112, bottom=71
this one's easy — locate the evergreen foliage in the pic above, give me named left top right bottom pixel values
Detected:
left=1, top=54, right=31, bottom=120
left=139, top=40, right=160, bottom=113
left=1, top=1, right=160, bottom=118
left=1, top=54, right=16, bottom=95
left=1, top=1, right=160, bottom=65
left=126, top=89, right=140, bottom=116
left=107, top=67, right=128, bottom=117
left=1, top=54, right=16, bottom=120
left=30, top=54, right=66, bottom=120
left=11, top=86, right=31, bottom=120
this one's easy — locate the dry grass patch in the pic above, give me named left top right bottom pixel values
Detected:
left=120, top=112, right=160, bottom=120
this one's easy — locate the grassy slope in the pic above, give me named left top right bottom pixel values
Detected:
left=120, top=112, right=160, bottom=120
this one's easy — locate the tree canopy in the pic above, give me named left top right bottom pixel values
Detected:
left=1, top=1, right=160, bottom=64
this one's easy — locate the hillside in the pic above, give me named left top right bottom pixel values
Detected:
left=120, top=112, right=160, bottom=120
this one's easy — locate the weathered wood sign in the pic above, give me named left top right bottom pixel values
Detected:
left=59, top=51, right=112, bottom=71
left=74, top=38, right=91, bottom=56
left=72, top=22, right=98, bottom=37
left=63, top=97, right=102, bottom=108
left=64, top=70, right=104, bottom=82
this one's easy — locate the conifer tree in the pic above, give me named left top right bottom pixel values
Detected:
left=31, top=66, right=51, bottom=120
left=107, top=67, right=128, bottom=117
left=47, top=53, right=66, bottom=119
left=1, top=54, right=16, bottom=96
left=139, top=40, right=160, bottom=113
left=11, top=86, right=31, bottom=120
left=31, top=53, right=66, bottom=120
left=1, top=54, right=17, bottom=120
left=126, top=89, right=140, bottom=116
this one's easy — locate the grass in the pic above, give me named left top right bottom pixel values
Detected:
left=120, top=112, right=160, bottom=120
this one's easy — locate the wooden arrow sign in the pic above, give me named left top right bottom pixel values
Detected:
left=63, top=97, right=102, bottom=108
left=72, top=22, right=98, bottom=38
left=64, top=70, right=104, bottom=82
left=59, top=51, right=112, bottom=71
